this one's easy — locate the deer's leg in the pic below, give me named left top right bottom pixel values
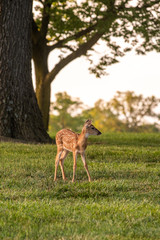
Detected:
left=80, top=153, right=91, bottom=182
left=72, top=151, right=78, bottom=182
left=59, top=150, right=69, bottom=181
left=54, top=148, right=63, bottom=181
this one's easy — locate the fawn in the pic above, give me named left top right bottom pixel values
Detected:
left=54, top=120, right=101, bottom=182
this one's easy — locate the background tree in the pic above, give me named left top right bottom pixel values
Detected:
left=0, top=0, right=51, bottom=142
left=49, top=92, right=84, bottom=133
left=107, top=91, right=160, bottom=131
left=48, top=91, right=160, bottom=134
left=82, top=99, right=127, bottom=132
left=32, top=0, right=160, bottom=130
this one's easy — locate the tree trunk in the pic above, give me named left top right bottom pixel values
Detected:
left=0, top=0, right=52, bottom=143
left=35, top=79, right=51, bottom=131
left=32, top=41, right=50, bottom=130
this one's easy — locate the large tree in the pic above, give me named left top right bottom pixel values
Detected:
left=0, top=0, right=51, bottom=142
left=32, top=0, right=160, bottom=130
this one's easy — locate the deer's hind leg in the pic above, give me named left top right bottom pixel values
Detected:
left=59, top=150, right=69, bottom=181
left=80, top=152, right=91, bottom=182
left=72, top=151, right=78, bottom=182
left=54, top=147, right=63, bottom=181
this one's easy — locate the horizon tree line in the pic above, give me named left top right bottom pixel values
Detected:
left=49, top=91, right=160, bottom=134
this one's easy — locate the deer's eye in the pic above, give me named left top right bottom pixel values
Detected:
left=91, top=127, right=94, bottom=129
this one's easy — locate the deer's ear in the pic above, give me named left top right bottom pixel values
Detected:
left=85, top=119, right=92, bottom=126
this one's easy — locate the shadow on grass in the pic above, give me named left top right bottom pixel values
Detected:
left=23, top=178, right=159, bottom=204
left=1, top=175, right=159, bottom=204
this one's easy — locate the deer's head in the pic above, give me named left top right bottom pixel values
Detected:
left=84, top=120, right=102, bottom=136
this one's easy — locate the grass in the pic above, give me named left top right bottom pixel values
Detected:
left=0, top=133, right=160, bottom=239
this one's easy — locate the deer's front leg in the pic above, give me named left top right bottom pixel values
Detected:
left=81, top=152, right=91, bottom=182
left=72, top=151, right=78, bottom=182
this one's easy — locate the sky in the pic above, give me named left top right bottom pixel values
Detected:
left=42, top=50, right=160, bottom=108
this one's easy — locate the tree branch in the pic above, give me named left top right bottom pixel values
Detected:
left=40, top=0, right=51, bottom=38
left=32, top=18, right=41, bottom=44
left=47, top=22, right=98, bottom=52
left=62, top=45, right=75, bottom=52
left=45, top=31, right=104, bottom=85
left=38, top=0, right=44, bottom=4
left=44, top=12, right=117, bottom=85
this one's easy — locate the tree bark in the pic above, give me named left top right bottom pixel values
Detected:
left=0, top=0, right=52, bottom=143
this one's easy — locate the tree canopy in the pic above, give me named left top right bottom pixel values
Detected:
left=32, top=0, right=160, bottom=130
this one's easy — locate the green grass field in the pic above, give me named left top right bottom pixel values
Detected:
left=0, top=133, right=160, bottom=240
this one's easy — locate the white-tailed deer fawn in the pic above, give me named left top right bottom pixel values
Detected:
left=54, top=120, right=101, bottom=182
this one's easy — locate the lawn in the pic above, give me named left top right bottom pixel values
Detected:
left=0, top=133, right=160, bottom=239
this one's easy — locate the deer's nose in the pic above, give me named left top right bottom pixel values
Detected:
left=98, top=131, right=102, bottom=135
